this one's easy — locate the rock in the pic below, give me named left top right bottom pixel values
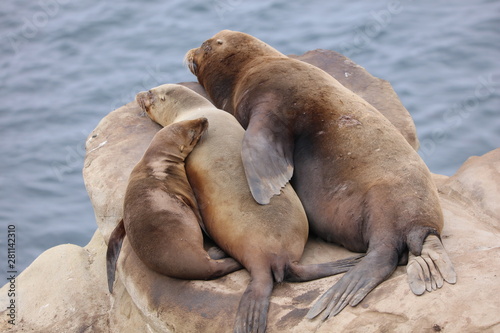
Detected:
left=438, top=149, right=500, bottom=225
left=0, top=230, right=160, bottom=333
left=82, top=106, right=161, bottom=242
left=0, top=231, right=110, bottom=333
left=2, top=51, right=499, bottom=332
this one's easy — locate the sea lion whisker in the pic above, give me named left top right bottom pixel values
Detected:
left=183, top=49, right=197, bottom=75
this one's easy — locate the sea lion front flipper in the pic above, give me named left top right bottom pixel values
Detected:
left=106, top=219, right=126, bottom=293
left=407, top=234, right=457, bottom=295
left=242, top=112, right=294, bottom=205
left=307, top=249, right=398, bottom=320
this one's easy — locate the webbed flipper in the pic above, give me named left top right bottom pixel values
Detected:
left=241, top=111, right=294, bottom=205
left=407, top=234, right=457, bottom=295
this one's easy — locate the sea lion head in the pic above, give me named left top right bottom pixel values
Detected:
left=184, top=30, right=284, bottom=87
left=136, top=84, right=213, bottom=125
left=154, top=117, right=209, bottom=158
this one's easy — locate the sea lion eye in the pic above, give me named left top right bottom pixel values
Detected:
left=216, top=39, right=223, bottom=45
left=147, top=90, right=154, bottom=102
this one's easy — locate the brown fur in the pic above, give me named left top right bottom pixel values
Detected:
left=185, top=30, right=456, bottom=320
left=136, top=84, right=363, bottom=333
left=106, top=118, right=242, bottom=293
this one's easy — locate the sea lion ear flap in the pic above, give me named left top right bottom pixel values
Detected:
left=241, top=116, right=294, bottom=205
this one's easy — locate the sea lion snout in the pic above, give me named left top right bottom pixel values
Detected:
left=195, top=116, right=209, bottom=131
left=188, top=117, right=209, bottom=144
left=136, top=90, right=155, bottom=113
left=172, top=117, right=209, bottom=150
left=184, top=48, right=198, bottom=75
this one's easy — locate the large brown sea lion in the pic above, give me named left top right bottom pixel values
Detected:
left=184, top=30, right=457, bottom=320
left=135, top=84, right=362, bottom=332
left=106, top=118, right=242, bottom=293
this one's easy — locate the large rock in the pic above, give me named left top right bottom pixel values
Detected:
left=1, top=51, right=499, bottom=332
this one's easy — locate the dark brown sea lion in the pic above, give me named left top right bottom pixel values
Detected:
left=135, top=84, right=363, bottom=332
left=106, top=117, right=242, bottom=293
left=184, top=30, right=457, bottom=320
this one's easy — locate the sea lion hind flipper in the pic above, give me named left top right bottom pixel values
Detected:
left=285, top=254, right=365, bottom=282
left=234, top=272, right=273, bottom=333
left=306, top=250, right=398, bottom=320
left=406, top=234, right=456, bottom=295
left=242, top=114, right=294, bottom=205
left=106, top=220, right=126, bottom=293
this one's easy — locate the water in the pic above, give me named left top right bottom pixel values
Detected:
left=0, top=0, right=498, bottom=274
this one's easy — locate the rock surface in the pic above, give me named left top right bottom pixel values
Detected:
left=1, top=51, right=499, bottom=332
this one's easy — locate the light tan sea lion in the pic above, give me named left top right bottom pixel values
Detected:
left=136, top=84, right=362, bottom=332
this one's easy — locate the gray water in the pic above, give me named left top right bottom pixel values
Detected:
left=0, top=0, right=498, bottom=275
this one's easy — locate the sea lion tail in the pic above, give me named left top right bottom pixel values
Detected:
left=106, top=220, right=126, bottom=293
left=271, top=258, right=287, bottom=283
left=406, top=226, right=440, bottom=256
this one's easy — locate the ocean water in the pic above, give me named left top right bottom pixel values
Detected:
left=0, top=0, right=498, bottom=274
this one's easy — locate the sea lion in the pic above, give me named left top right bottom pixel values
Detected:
left=184, top=30, right=457, bottom=319
left=106, top=117, right=242, bottom=293
left=136, top=84, right=362, bottom=333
